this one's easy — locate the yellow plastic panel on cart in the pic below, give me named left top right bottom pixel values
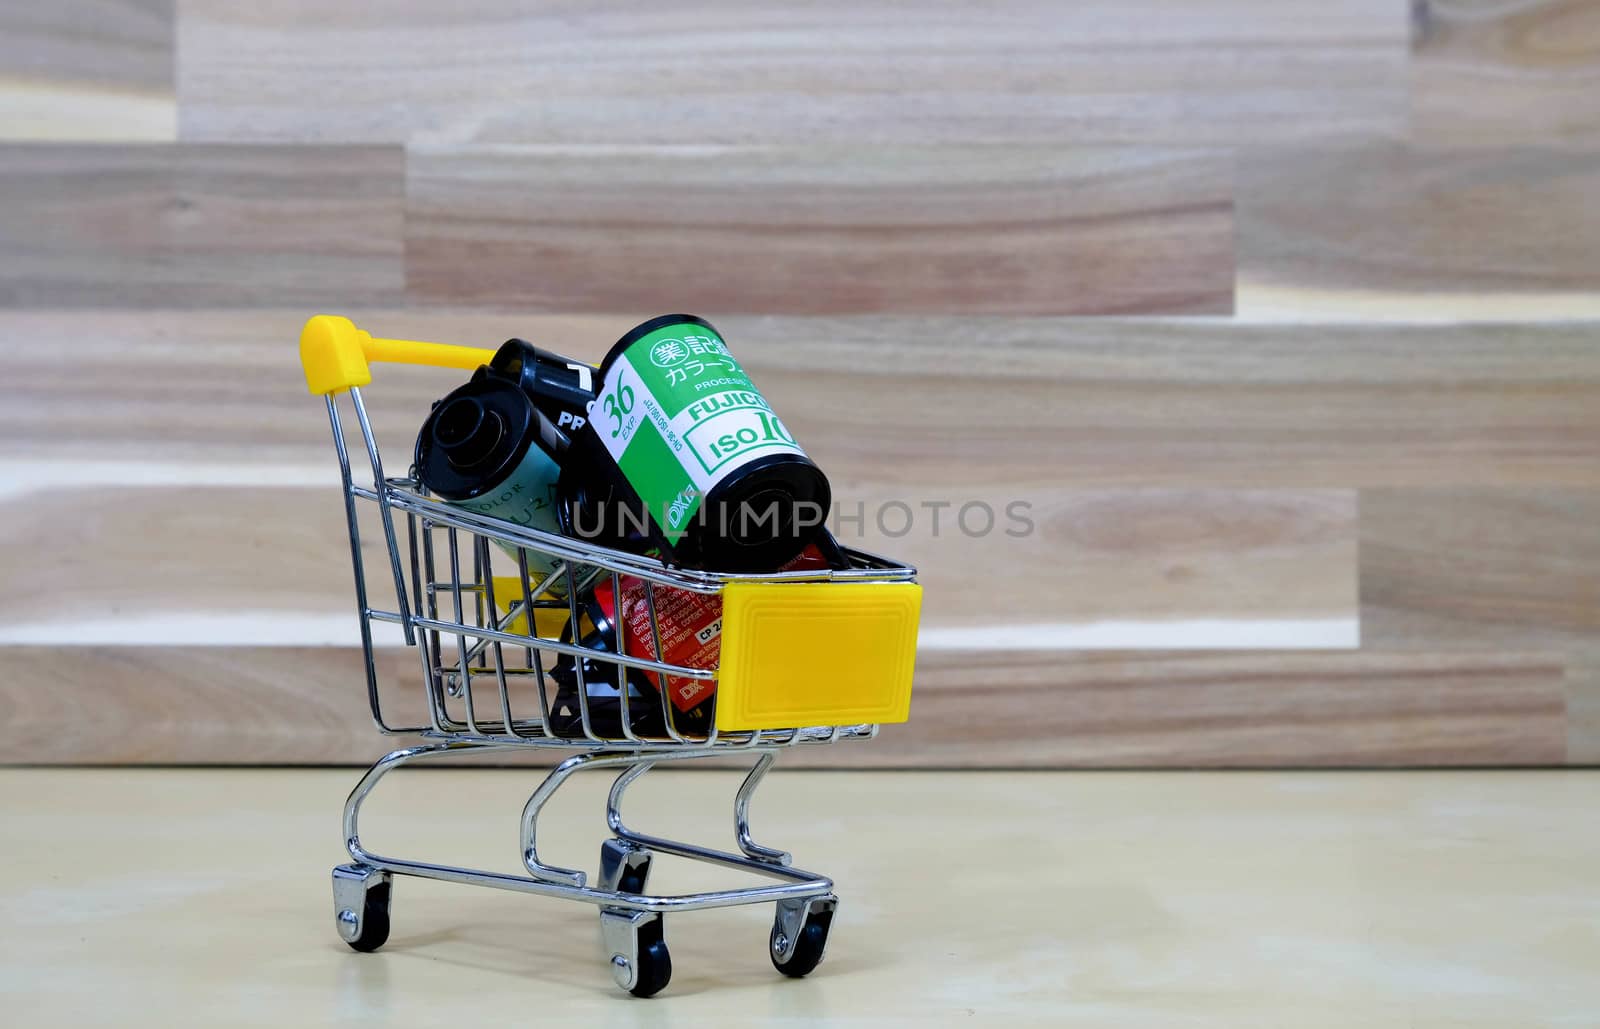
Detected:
left=489, top=577, right=574, bottom=638
left=715, top=582, right=921, bottom=731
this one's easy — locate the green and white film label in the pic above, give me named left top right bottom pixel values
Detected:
left=592, top=323, right=807, bottom=543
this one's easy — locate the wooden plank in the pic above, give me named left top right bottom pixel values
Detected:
left=6, top=311, right=1596, bottom=489
left=0, top=0, right=174, bottom=141
left=1413, top=0, right=1600, bottom=147
left=0, top=647, right=409, bottom=765
left=177, top=0, right=1407, bottom=145
left=1360, top=487, right=1600, bottom=762
left=840, top=650, right=1570, bottom=768
left=0, top=309, right=565, bottom=465
left=0, top=647, right=1566, bottom=766
left=0, top=145, right=404, bottom=306
left=0, top=486, right=367, bottom=628
left=405, top=145, right=1234, bottom=315
left=1236, top=145, right=1600, bottom=320
left=1567, top=647, right=1600, bottom=763
left=1361, top=488, right=1600, bottom=650
left=0, top=484, right=1356, bottom=646
left=837, top=487, right=1355, bottom=634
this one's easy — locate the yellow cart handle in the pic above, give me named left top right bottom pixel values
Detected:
left=299, top=314, right=497, bottom=396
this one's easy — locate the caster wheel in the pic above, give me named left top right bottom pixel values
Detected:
left=770, top=897, right=835, bottom=978
left=344, top=882, right=391, bottom=953
left=598, top=839, right=652, bottom=896
left=628, top=917, right=673, bottom=998
left=601, top=910, right=672, bottom=998
left=332, top=864, right=392, bottom=953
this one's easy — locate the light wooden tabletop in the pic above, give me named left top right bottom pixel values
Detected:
left=2, top=767, right=1594, bottom=1026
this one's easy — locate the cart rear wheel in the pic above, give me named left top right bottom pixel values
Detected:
left=602, top=909, right=672, bottom=998
left=770, top=898, right=834, bottom=978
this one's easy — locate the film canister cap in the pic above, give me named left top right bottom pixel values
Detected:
left=415, top=371, right=567, bottom=502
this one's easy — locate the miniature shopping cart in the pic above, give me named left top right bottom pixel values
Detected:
left=300, top=316, right=921, bottom=996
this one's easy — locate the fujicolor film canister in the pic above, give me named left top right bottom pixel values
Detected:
left=576, top=315, right=831, bottom=572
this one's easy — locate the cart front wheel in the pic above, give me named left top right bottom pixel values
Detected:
left=332, top=864, right=392, bottom=953
left=770, top=896, right=835, bottom=978
left=629, top=918, right=672, bottom=998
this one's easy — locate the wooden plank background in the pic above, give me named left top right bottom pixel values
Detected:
left=1, top=1, right=1597, bottom=766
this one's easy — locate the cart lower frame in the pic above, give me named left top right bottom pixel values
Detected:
left=332, top=741, right=842, bottom=993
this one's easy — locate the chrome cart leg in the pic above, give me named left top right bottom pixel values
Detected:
left=344, top=742, right=460, bottom=863
left=599, top=909, right=672, bottom=997
left=598, top=761, right=657, bottom=894
left=770, top=894, right=837, bottom=978
left=734, top=752, right=791, bottom=865
left=519, top=753, right=602, bottom=887
left=332, top=863, right=393, bottom=953
left=605, top=760, right=653, bottom=823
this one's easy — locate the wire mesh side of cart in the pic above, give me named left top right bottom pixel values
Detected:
left=324, top=385, right=915, bottom=750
